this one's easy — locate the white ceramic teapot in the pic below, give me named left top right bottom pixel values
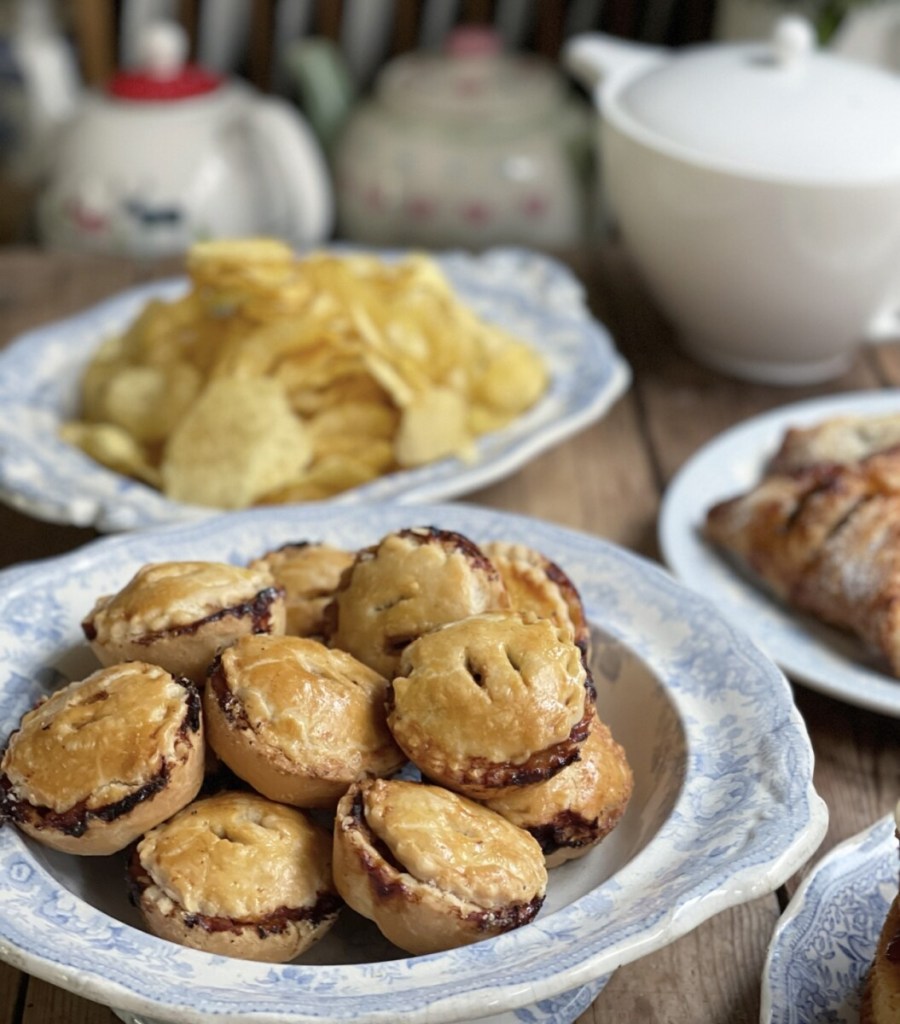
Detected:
left=37, top=21, right=333, bottom=258
left=566, top=17, right=900, bottom=384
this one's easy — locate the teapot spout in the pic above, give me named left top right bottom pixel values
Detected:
left=563, top=33, right=667, bottom=95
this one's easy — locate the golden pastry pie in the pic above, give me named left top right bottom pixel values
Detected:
left=387, top=611, right=593, bottom=800
left=249, top=541, right=355, bottom=637
left=705, top=454, right=900, bottom=676
left=324, top=527, right=509, bottom=678
left=0, top=661, right=204, bottom=855
left=82, top=560, right=286, bottom=683
left=129, top=790, right=340, bottom=962
left=482, top=540, right=590, bottom=654
left=333, top=777, right=546, bottom=955
left=484, top=713, right=632, bottom=866
left=861, top=804, right=900, bottom=1024
left=203, top=634, right=405, bottom=808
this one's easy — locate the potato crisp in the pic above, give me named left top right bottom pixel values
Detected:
left=61, top=239, right=548, bottom=509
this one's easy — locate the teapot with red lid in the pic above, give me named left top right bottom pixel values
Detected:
left=37, top=21, right=333, bottom=258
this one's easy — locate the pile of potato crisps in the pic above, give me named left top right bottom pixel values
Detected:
left=61, top=239, right=549, bottom=510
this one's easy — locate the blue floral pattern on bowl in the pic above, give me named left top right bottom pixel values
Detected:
left=762, top=814, right=897, bottom=1024
left=0, top=503, right=827, bottom=1024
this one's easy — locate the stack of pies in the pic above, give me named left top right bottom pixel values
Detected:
left=0, top=526, right=632, bottom=961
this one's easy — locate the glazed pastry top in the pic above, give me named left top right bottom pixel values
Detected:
left=136, top=791, right=332, bottom=919
left=329, top=528, right=508, bottom=676
left=390, top=611, right=587, bottom=764
left=1, top=661, right=193, bottom=811
left=86, top=560, right=277, bottom=640
left=361, top=779, right=546, bottom=908
left=215, top=634, right=396, bottom=764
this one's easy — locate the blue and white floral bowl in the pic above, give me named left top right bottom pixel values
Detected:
left=0, top=503, right=828, bottom=1024
left=0, top=247, right=629, bottom=533
left=762, top=813, right=897, bottom=1024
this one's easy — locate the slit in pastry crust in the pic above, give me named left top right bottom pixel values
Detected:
left=129, top=790, right=340, bottom=962
left=332, top=776, right=546, bottom=955
left=0, top=661, right=204, bottom=855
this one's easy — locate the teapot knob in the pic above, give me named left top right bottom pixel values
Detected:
left=771, top=16, right=816, bottom=68
left=139, top=20, right=189, bottom=79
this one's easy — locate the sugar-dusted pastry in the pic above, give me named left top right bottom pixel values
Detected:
left=484, top=713, right=632, bottom=866
left=129, top=790, right=340, bottom=962
left=82, top=560, right=286, bottom=683
left=0, top=662, right=203, bottom=855
left=704, top=453, right=900, bottom=676
left=249, top=541, right=355, bottom=638
left=333, top=777, right=546, bottom=955
left=204, top=634, right=405, bottom=808
left=768, top=412, right=900, bottom=475
left=861, top=802, right=900, bottom=1024
left=482, top=540, right=590, bottom=654
left=324, top=527, right=509, bottom=677
left=387, top=611, right=593, bottom=800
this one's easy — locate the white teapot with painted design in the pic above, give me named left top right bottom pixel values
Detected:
left=37, top=21, right=333, bottom=258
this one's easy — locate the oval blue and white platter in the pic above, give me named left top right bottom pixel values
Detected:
left=0, top=247, right=629, bottom=533
left=0, top=502, right=827, bottom=1024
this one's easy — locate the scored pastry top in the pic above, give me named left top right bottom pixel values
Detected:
left=211, top=634, right=399, bottom=768
left=356, top=778, right=546, bottom=909
left=326, top=527, right=509, bottom=676
left=1, top=661, right=196, bottom=812
left=85, top=560, right=279, bottom=640
left=389, top=610, right=588, bottom=766
left=482, top=540, right=589, bottom=650
left=135, top=790, right=333, bottom=920
left=249, top=542, right=355, bottom=637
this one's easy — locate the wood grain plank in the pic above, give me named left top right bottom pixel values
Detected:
left=470, top=394, right=658, bottom=554
left=20, top=978, right=117, bottom=1023
left=581, top=899, right=781, bottom=1023
left=0, top=964, right=24, bottom=1024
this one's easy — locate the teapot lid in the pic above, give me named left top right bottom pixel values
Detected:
left=107, top=20, right=221, bottom=101
left=375, top=25, right=564, bottom=123
left=612, top=17, right=900, bottom=182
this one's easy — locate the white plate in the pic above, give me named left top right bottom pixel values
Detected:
left=0, top=246, right=629, bottom=533
left=0, top=502, right=826, bottom=1024
left=761, top=813, right=897, bottom=1024
left=659, top=390, right=900, bottom=718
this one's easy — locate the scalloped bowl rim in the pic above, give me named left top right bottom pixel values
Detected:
left=0, top=503, right=828, bottom=1023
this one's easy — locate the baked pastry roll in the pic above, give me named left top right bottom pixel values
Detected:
left=129, top=790, right=340, bottom=962
left=204, top=634, right=405, bottom=808
left=483, top=713, right=632, bottom=866
left=248, top=541, right=355, bottom=637
left=82, top=560, right=286, bottom=683
left=387, top=611, right=593, bottom=800
left=861, top=803, right=900, bottom=1024
left=705, top=453, right=900, bottom=676
left=333, top=777, right=546, bottom=955
left=325, top=527, right=509, bottom=677
left=482, top=540, right=590, bottom=654
left=768, top=413, right=900, bottom=475
left=0, top=662, right=203, bottom=855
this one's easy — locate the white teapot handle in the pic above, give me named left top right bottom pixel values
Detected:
left=245, top=94, right=334, bottom=245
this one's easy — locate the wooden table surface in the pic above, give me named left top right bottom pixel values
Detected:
left=0, top=244, right=896, bottom=1024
